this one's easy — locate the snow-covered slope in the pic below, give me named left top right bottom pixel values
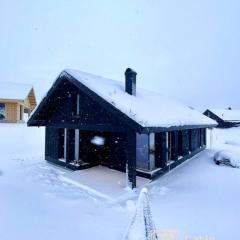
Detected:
left=65, top=69, right=216, bottom=128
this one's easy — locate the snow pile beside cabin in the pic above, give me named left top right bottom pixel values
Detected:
left=210, top=127, right=240, bottom=168
left=0, top=82, right=33, bottom=100
left=65, top=69, right=216, bottom=128
left=214, top=150, right=240, bottom=168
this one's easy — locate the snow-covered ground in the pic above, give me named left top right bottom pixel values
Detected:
left=0, top=124, right=240, bottom=240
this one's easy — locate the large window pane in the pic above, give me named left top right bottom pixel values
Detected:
left=136, top=134, right=149, bottom=170
left=149, top=133, right=155, bottom=170
left=0, top=103, right=6, bottom=120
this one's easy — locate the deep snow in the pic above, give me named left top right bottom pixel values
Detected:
left=0, top=124, right=240, bottom=240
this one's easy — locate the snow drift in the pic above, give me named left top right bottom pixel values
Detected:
left=214, top=150, right=240, bottom=168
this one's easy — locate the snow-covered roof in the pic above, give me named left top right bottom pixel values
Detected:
left=209, top=109, right=240, bottom=122
left=0, top=82, right=32, bottom=101
left=64, top=69, right=216, bottom=128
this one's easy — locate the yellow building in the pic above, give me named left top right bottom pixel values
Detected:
left=0, top=82, right=37, bottom=123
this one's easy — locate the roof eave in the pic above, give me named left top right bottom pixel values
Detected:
left=0, top=98, right=25, bottom=102
left=141, top=124, right=217, bottom=133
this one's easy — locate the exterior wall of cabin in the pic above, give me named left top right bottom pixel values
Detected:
left=6, top=102, right=18, bottom=122
left=136, top=128, right=207, bottom=179
left=0, top=101, right=18, bottom=123
left=0, top=99, right=34, bottom=123
left=45, top=124, right=207, bottom=180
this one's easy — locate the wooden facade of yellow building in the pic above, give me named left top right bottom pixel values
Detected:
left=0, top=83, right=37, bottom=123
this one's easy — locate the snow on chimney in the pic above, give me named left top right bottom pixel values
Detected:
left=125, top=68, right=137, bottom=96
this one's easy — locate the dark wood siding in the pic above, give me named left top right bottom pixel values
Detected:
left=34, top=80, right=129, bottom=131
left=45, top=127, right=59, bottom=160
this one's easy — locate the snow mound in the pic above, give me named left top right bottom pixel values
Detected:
left=214, top=150, right=240, bottom=168
left=225, top=140, right=240, bottom=147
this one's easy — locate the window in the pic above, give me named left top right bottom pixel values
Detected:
left=178, top=131, right=183, bottom=157
left=167, top=132, right=173, bottom=160
left=20, top=105, right=23, bottom=121
left=0, top=103, right=6, bottom=120
left=72, top=93, right=80, bottom=116
left=149, top=133, right=155, bottom=170
left=136, top=134, right=149, bottom=170
left=136, top=133, right=156, bottom=171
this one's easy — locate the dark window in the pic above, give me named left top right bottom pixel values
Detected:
left=182, top=130, right=190, bottom=156
left=0, top=103, right=6, bottom=120
left=167, top=132, right=172, bottom=160
left=202, top=129, right=206, bottom=146
left=20, top=105, right=23, bottom=121
left=168, top=131, right=178, bottom=160
left=72, top=93, right=80, bottom=116
left=199, top=129, right=202, bottom=147
left=149, top=133, right=155, bottom=170
left=136, top=134, right=149, bottom=170
left=189, top=129, right=192, bottom=151
left=178, top=131, right=183, bottom=157
left=155, top=132, right=168, bottom=168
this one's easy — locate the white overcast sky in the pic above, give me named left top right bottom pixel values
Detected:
left=1, top=0, right=240, bottom=110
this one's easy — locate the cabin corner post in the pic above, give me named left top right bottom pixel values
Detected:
left=127, top=131, right=136, bottom=189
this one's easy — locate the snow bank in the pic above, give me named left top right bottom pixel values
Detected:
left=0, top=123, right=44, bottom=158
left=214, top=150, right=240, bottom=168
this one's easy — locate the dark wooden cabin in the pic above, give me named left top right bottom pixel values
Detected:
left=203, top=109, right=240, bottom=128
left=28, top=68, right=216, bottom=188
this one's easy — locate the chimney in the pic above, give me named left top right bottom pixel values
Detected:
left=125, top=68, right=137, bottom=96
